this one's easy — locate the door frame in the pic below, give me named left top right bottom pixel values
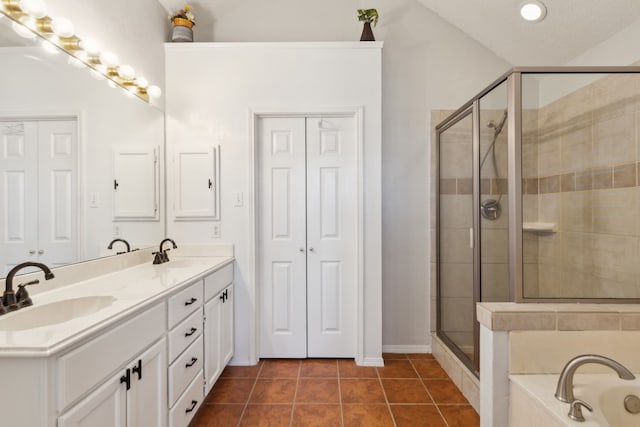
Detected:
left=0, top=111, right=84, bottom=261
left=248, top=106, right=365, bottom=364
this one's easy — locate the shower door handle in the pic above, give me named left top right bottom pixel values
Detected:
left=469, top=228, right=474, bottom=249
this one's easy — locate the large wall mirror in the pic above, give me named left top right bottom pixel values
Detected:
left=0, top=14, right=165, bottom=277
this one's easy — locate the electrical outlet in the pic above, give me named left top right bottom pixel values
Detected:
left=212, top=224, right=221, bottom=238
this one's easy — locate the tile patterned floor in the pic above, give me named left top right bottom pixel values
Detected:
left=190, top=353, right=479, bottom=427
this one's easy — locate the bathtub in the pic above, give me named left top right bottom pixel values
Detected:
left=510, top=373, right=640, bottom=426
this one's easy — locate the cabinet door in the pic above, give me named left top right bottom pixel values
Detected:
left=113, top=145, right=159, bottom=220
left=127, top=339, right=167, bottom=427
left=221, top=286, right=234, bottom=366
left=58, top=374, right=127, bottom=427
left=173, top=145, right=219, bottom=220
left=204, top=295, right=222, bottom=395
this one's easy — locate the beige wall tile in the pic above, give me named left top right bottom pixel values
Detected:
left=510, top=330, right=640, bottom=374
left=561, top=191, right=593, bottom=232
left=622, top=314, right=640, bottom=330
left=439, top=263, right=473, bottom=298
left=523, top=263, right=539, bottom=298
left=593, top=113, right=636, bottom=168
left=592, top=166, right=613, bottom=190
left=561, top=126, right=592, bottom=172
left=575, top=170, right=593, bottom=191
left=480, top=228, right=509, bottom=263
left=538, top=138, right=563, bottom=176
left=493, top=313, right=556, bottom=331
left=441, top=297, right=474, bottom=332
left=439, top=228, right=473, bottom=263
left=439, top=195, right=473, bottom=228
left=614, top=162, right=637, bottom=188
left=557, top=313, right=621, bottom=330
left=592, top=187, right=638, bottom=236
left=481, top=263, right=509, bottom=300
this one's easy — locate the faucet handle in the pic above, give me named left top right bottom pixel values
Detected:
left=152, top=252, right=164, bottom=264
left=16, top=279, right=39, bottom=307
left=568, top=399, right=593, bottom=422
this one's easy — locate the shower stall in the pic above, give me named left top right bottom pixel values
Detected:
left=435, top=67, right=640, bottom=375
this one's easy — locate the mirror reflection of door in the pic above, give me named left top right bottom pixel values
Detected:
left=0, top=118, right=78, bottom=276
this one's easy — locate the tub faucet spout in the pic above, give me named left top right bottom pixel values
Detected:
left=555, top=354, right=635, bottom=403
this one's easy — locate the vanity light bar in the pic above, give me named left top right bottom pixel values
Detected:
left=0, top=0, right=162, bottom=103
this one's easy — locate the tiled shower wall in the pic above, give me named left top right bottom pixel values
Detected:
left=523, top=73, right=640, bottom=299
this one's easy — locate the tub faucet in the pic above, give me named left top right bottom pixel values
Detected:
left=2, top=262, right=55, bottom=314
left=107, top=238, right=130, bottom=254
left=555, top=354, right=635, bottom=403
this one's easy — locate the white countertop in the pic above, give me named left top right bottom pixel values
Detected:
left=0, top=256, right=233, bottom=357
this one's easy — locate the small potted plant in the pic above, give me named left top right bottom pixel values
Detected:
left=357, top=8, right=379, bottom=41
left=169, top=4, right=195, bottom=42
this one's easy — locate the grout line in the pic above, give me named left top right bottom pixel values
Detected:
left=236, top=360, right=263, bottom=427
left=377, top=357, right=397, bottom=427
left=337, top=360, right=345, bottom=427
left=289, top=360, right=301, bottom=427
left=409, top=357, right=451, bottom=427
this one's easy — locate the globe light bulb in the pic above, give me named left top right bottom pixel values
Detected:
left=51, top=16, right=74, bottom=38
left=118, top=64, right=135, bottom=80
left=19, top=0, right=47, bottom=18
left=147, top=85, right=162, bottom=98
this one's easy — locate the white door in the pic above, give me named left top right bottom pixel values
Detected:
left=37, top=120, right=78, bottom=268
left=306, top=118, right=357, bottom=357
left=0, top=122, right=38, bottom=274
left=127, top=339, right=167, bottom=427
left=259, top=116, right=357, bottom=358
left=0, top=119, right=77, bottom=274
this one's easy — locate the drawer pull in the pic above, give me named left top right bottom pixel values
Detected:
left=185, top=327, right=197, bottom=337
left=185, top=400, right=198, bottom=413
left=184, top=297, right=198, bottom=306
left=185, top=357, right=198, bottom=368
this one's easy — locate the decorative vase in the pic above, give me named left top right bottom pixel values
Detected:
left=172, top=17, right=194, bottom=42
left=360, top=22, right=375, bottom=41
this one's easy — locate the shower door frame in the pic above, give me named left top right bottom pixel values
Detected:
left=435, top=104, right=482, bottom=375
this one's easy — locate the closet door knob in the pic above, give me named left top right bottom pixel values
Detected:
left=309, top=247, right=314, bottom=252
left=38, top=249, right=45, bottom=255
left=29, top=249, right=36, bottom=254
left=299, top=248, right=304, bottom=252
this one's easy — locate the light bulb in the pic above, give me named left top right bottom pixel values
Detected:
left=107, top=80, right=117, bottom=89
left=122, top=88, right=134, bottom=98
left=134, top=76, right=148, bottom=88
left=90, top=69, right=105, bottom=80
left=81, top=38, right=100, bottom=55
left=67, top=56, right=85, bottom=68
left=520, top=1, right=546, bottom=22
left=41, top=39, right=59, bottom=55
left=12, top=21, right=36, bottom=39
left=51, top=17, right=74, bottom=38
left=19, top=0, right=47, bottom=18
left=95, top=64, right=107, bottom=75
left=147, top=85, right=162, bottom=98
left=118, top=64, right=135, bottom=80
left=100, top=51, right=118, bottom=67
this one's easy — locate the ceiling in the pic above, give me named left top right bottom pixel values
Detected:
left=417, top=0, right=640, bottom=65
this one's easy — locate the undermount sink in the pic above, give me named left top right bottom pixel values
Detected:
left=0, top=296, right=117, bottom=331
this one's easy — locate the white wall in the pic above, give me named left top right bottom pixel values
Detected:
left=160, top=0, right=511, bottom=352
left=165, top=43, right=383, bottom=364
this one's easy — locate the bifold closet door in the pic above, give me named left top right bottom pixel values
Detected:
left=259, top=117, right=308, bottom=358
left=258, top=116, right=356, bottom=358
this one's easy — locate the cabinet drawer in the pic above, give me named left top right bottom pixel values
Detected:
left=57, top=303, right=165, bottom=411
left=169, top=308, right=203, bottom=363
left=169, top=335, right=203, bottom=407
left=169, top=369, right=204, bottom=427
left=204, top=262, right=233, bottom=302
left=168, top=280, right=203, bottom=328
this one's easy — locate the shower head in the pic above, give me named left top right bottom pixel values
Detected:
left=487, top=110, right=508, bottom=136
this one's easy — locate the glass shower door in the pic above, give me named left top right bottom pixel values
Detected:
left=436, top=108, right=477, bottom=372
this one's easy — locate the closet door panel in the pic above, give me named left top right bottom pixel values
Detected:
left=258, top=117, right=308, bottom=358
left=306, top=117, right=357, bottom=357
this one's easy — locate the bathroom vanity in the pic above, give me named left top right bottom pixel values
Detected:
left=0, top=252, right=233, bottom=427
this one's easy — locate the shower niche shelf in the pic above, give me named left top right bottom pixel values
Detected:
left=522, top=222, right=557, bottom=233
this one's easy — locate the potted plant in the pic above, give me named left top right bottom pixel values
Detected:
left=357, top=8, right=379, bottom=41
left=169, top=4, right=195, bottom=42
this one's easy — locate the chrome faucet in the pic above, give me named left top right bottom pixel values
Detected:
left=153, top=238, right=178, bottom=264
left=555, top=354, right=635, bottom=403
left=2, top=262, right=55, bottom=314
left=107, top=238, right=130, bottom=254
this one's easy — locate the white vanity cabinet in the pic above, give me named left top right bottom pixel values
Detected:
left=56, top=303, right=167, bottom=427
left=203, top=263, right=234, bottom=394
left=58, top=338, right=166, bottom=427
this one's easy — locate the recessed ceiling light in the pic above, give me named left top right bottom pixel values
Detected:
left=520, top=1, right=547, bottom=23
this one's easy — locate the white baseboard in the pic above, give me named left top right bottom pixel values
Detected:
left=382, top=345, right=432, bottom=354
left=359, top=357, right=384, bottom=367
